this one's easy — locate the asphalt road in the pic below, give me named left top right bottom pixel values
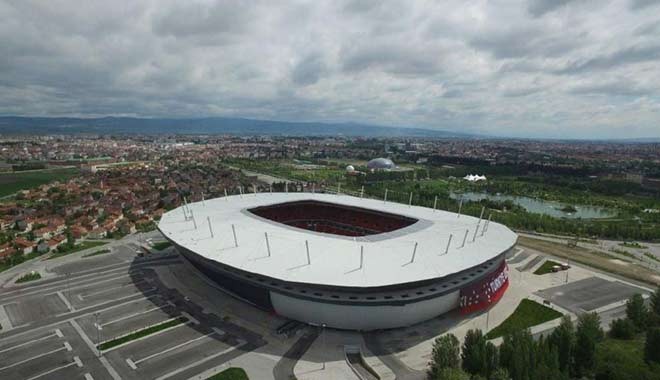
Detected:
left=0, top=239, right=267, bottom=380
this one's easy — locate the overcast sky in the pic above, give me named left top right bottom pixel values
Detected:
left=1, top=0, right=659, bottom=138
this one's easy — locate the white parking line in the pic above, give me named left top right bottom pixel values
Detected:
left=56, top=291, right=75, bottom=312
left=78, top=280, right=148, bottom=300
left=0, top=331, right=59, bottom=354
left=0, top=345, right=67, bottom=371
left=154, top=340, right=247, bottom=380
left=99, top=316, right=189, bottom=352
left=74, top=356, right=83, bottom=367
left=64, top=341, right=72, bottom=351
left=70, top=319, right=122, bottom=380
left=126, top=358, right=137, bottom=370
left=0, top=295, right=161, bottom=344
left=84, top=373, right=94, bottom=380
left=0, top=269, right=143, bottom=302
left=101, top=303, right=175, bottom=328
left=25, top=360, right=78, bottom=380
left=56, top=290, right=158, bottom=318
left=131, top=330, right=220, bottom=367
left=180, top=311, right=199, bottom=325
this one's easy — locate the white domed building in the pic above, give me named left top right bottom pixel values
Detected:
left=367, top=158, right=395, bottom=171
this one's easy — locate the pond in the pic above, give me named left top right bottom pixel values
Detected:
left=450, top=192, right=616, bottom=219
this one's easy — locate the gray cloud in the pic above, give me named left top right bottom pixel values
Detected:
left=558, top=44, right=660, bottom=74
left=568, top=81, right=652, bottom=97
left=629, top=0, right=660, bottom=10
left=0, top=0, right=658, bottom=139
left=291, top=54, right=326, bottom=86
left=527, top=0, right=578, bottom=17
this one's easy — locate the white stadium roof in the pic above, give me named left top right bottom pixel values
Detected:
left=158, top=192, right=517, bottom=288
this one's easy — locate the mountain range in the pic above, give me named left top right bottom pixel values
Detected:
left=0, top=116, right=472, bottom=138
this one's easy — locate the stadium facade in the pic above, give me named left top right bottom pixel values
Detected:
left=158, top=193, right=517, bottom=330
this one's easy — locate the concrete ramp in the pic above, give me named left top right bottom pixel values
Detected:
left=345, top=345, right=379, bottom=380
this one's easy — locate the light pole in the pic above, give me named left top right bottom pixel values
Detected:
left=486, top=307, right=490, bottom=331
left=321, top=323, right=327, bottom=370
left=95, top=312, right=101, bottom=357
left=66, top=272, right=70, bottom=301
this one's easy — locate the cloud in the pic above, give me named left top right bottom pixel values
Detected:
left=527, top=0, right=578, bottom=17
left=558, top=44, right=660, bottom=74
left=0, top=0, right=658, bottom=139
left=568, top=80, right=652, bottom=97
left=629, top=0, right=660, bottom=10
left=291, top=53, right=326, bottom=86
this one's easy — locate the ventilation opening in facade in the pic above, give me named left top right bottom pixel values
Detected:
left=248, top=200, right=418, bottom=237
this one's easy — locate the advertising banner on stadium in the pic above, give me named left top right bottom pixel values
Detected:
left=459, top=260, right=509, bottom=314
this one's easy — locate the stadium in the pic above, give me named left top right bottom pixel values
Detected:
left=158, top=192, right=518, bottom=330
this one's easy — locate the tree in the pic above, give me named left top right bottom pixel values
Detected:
left=500, top=329, right=535, bottom=380
left=651, top=286, right=660, bottom=319
left=534, top=336, right=564, bottom=380
left=608, top=318, right=635, bottom=340
left=428, top=334, right=461, bottom=379
left=489, top=368, right=510, bottom=380
left=626, top=294, right=648, bottom=332
left=574, top=312, right=604, bottom=377
left=645, top=327, right=660, bottom=364
left=549, top=315, right=575, bottom=375
left=482, top=341, right=499, bottom=379
left=461, top=329, right=486, bottom=376
left=432, top=368, right=470, bottom=380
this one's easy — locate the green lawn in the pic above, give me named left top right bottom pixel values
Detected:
left=151, top=241, right=172, bottom=251
left=485, top=299, right=563, bottom=339
left=48, top=241, right=108, bottom=259
left=97, top=316, right=187, bottom=350
left=15, top=271, right=41, bottom=283
left=82, top=249, right=112, bottom=258
left=0, top=168, right=78, bottom=198
left=533, top=260, right=562, bottom=275
left=207, top=368, right=249, bottom=380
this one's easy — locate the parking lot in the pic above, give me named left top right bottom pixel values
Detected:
left=0, top=239, right=265, bottom=380
left=535, top=276, right=649, bottom=313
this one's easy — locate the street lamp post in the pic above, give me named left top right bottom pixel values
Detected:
left=95, top=312, right=101, bottom=357
left=321, top=323, right=327, bottom=370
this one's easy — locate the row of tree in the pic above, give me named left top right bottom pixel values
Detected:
left=428, top=288, right=660, bottom=380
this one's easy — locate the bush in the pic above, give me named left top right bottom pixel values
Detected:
left=609, top=318, right=636, bottom=340
left=645, top=327, right=660, bottom=364
left=16, top=271, right=41, bottom=283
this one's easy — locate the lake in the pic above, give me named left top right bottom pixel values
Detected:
left=450, top=192, right=615, bottom=219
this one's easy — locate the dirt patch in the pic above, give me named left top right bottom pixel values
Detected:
left=518, top=236, right=660, bottom=286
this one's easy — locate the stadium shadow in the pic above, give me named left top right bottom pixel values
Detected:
left=126, top=253, right=267, bottom=371
left=127, top=250, right=489, bottom=379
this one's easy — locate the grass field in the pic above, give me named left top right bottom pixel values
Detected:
left=485, top=299, right=562, bottom=339
left=98, top=316, right=188, bottom=350
left=533, top=260, right=562, bottom=275
left=0, top=168, right=78, bottom=198
left=207, top=368, right=249, bottom=380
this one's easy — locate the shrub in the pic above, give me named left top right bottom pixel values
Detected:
left=609, top=318, right=636, bottom=340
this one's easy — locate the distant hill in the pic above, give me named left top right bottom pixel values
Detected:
left=0, top=116, right=472, bottom=138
